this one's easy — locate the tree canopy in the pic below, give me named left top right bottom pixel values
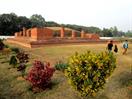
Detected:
left=0, top=13, right=18, bottom=35
left=30, top=14, right=45, bottom=27
left=0, top=13, right=130, bottom=37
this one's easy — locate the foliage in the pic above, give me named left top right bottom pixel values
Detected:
left=17, top=63, right=26, bottom=72
left=63, top=24, right=101, bottom=34
left=9, top=51, right=29, bottom=71
left=4, top=44, right=9, bottom=48
left=110, top=26, right=118, bottom=36
left=17, top=16, right=32, bottom=30
left=46, top=21, right=60, bottom=27
left=10, top=47, right=20, bottom=54
left=0, top=13, right=32, bottom=35
left=102, top=28, right=113, bottom=37
left=0, top=12, right=127, bottom=36
left=26, top=60, right=55, bottom=90
left=55, top=60, right=68, bottom=71
left=30, top=14, right=46, bottom=28
left=65, top=51, right=116, bottom=97
left=16, top=52, right=29, bottom=63
left=0, top=13, right=46, bottom=35
left=16, top=52, right=29, bottom=71
left=0, top=13, right=18, bottom=35
left=9, top=55, right=17, bottom=67
left=0, top=39, right=5, bottom=50
left=125, top=30, right=132, bottom=37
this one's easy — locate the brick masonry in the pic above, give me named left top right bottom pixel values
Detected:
left=9, top=27, right=101, bottom=48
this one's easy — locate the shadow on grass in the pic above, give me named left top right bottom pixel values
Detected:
left=94, top=94, right=109, bottom=99
left=1, top=60, right=9, bottom=64
left=82, top=91, right=109, bottom=99
left=117, top=71, right=132, bottom=87
left=114, top=71, right=132, bottom=99
left=28, top=79, right=60, bottom=94
left=83, top=95, right=109, bottom=99
left=46, top=79, right=60, bottom=90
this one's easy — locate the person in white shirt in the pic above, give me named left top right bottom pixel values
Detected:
left=122, top=40, right=128, bottom=55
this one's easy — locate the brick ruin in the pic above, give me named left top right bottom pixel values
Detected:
left=8, top=27, right=100, bottom=48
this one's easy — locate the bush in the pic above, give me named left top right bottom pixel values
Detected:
left=4, top=44, right=9, bottom=48
left=9, top=51, right=29, bottom=71
left=0, top=39, right=5, bottom=50
left=26, top=60, right=55, bottom=90
left=16, top=52, right=29, bottom=63
left=55, top=60, right=68, bottom=71
left=9, top=55, right=17, bottom=67
left=10, top=47, right=20, bottom=53
left=65, top=51, right=116, bottom=96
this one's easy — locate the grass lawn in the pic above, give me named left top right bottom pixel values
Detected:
left=0, top=43, right=132, bottom=99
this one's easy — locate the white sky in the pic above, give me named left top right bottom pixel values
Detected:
left=0, top=0, right=131, bottom=32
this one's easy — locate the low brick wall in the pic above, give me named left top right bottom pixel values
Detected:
left=7, top=38, right=120, bottom=48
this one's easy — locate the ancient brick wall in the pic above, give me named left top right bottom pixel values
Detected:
left=38, top=28, right=53, bottom=40
left=85, top=34, right=100, bottom=40
left=26, top=29, right=31, bottom=37
left=60, top=27, right=65, bottom=38
left=31, top=27, right=53, bottom=41
left=15, top=32, right=19, bottom=37
left=31, top=28, right=38, bottom=40
left=81, top=30, right=85, bottom=38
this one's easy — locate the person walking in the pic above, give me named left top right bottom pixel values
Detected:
left=122, top=40, right=128, bottom=55
left=114, top=44, right=118, bottom=53
left=107, top=40, right=113, bottom=52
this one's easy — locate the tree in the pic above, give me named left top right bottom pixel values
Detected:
left=102, top=28, right=113, bottom=37
left=84, top=26, right=101, bottom=33
left=0, top=13, right=18, bottom=35
left=125, top=30, right=132, bottom=37
left=46, top=21, right=60, bottom=27
left=0, top=13, right=32, bottom=35
left=30, top=14, right=46, bottom=28
left=17, top=16, right=32, bottom=30
left=110, top=26, right=118, bottom=36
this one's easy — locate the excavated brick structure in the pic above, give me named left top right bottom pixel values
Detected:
left=9, top=27, right=101, bottom=48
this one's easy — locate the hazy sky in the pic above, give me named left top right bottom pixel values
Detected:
left=0, top=0, right=131, bottom=32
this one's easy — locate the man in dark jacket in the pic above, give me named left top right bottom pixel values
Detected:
left=107, top=40, right=113, bottom=52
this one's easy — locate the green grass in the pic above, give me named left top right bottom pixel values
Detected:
left=0, top=43, right=132, bottom=99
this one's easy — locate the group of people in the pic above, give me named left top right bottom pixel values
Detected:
left=107, top=40, right=128, bottom=55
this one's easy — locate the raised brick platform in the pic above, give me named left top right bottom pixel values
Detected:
left=7, top=37, right=111, bottom=48
left=7, top=27, right=107, bottom=48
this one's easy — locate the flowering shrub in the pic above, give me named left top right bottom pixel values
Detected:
left=16, top=52, right=29, bottom=63
left=9, top=51, right=29, bottom=71
left=16, top=52, right=29, bottom=71
left=26, top=60, right=55, bottom=90
left=65, top=51, right=116, bottom=96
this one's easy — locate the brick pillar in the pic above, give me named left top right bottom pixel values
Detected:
left=17, top=32, right=20, bottom=36
left=81, top=30, right=85, bottom=38
left=23, top=27, right=26, bottom=36
left=19, top=31, right=23, bottom=36
left=26, top=30, right=31, bottom=37
left=15, top=32, right=18, bottom=37
left=71, top=30, right=76, bottom=38
left=26, top=31, right=29, bottom=37
left=60, top=27, right=65, bottom=38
